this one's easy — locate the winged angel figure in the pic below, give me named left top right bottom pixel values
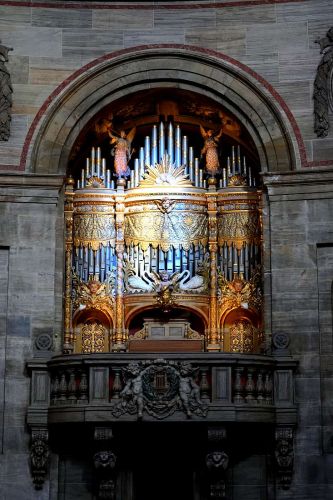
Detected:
left=109, top=127, right=136, bottom=178
left=95, top=117, right=136, bottom=178
left=200, top=124, right=223, bottom=176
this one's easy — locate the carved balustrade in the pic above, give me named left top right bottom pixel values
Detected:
left=27, top=353, right=297, bottom=425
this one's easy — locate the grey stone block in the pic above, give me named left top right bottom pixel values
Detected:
left=7, top=315, right=30, bottom=337
left=32, top=8, right=92, bottom=29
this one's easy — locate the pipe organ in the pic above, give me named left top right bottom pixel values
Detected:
left=65, top=120, right=263, bottom=355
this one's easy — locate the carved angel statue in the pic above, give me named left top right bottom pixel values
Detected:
left=217, top=266, right=262, bottom=312
left=200, top=124, right=223, bottom=176
left=109, top=126, right=136, bottom=178
left=179, top=363, right=204, bottom=417
left=0, top=39, right=13, bottom=141
left=120, top=363, right=144, bottom=418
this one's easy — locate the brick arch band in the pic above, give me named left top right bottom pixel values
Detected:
left=29, top=45, right=302, bottom=174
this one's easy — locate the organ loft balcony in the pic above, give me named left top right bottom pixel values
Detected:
left=27, top=91, right=297, bottom=492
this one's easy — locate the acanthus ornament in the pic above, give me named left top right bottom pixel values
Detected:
left=111, top=359, right=208, bottom=420
left=218, top=267, right=263, bottom=312
left=72, top=272, right=115, bottom=312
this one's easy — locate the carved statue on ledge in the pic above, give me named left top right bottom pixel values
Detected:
left=109, top=126, right=136, bottom=178
left=200, top=124, right=223, bottom=176
left=0, top=39, right=13, bottom=141
left=314, top=27, right=333, bottom=137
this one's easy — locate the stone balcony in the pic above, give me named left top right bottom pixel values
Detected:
left=27, top=353, right=297, bottom=427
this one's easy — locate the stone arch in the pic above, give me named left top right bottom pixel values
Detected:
left=28, top=45, right=301, bottom=174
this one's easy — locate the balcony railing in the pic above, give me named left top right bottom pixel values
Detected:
left=28, top=353, right=296, bottom=425
left=27, top=353, right=297, bottom=425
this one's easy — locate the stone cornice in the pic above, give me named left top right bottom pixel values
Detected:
left=262, top=167, right=333, bottom=200
left=0, top=173, right=65, bottom=203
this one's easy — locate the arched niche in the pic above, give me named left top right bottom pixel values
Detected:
left=73, top=308, right=113, bottom=354
left=222, top=307, right=263, bottom=354
left=28, top=46, right=299, bottom=175
left=126, top=306, right=206, bottom=352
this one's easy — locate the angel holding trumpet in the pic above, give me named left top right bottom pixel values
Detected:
left=200, top=124, right=223, bottom=176
left=95, top=117, right=136, bottom=178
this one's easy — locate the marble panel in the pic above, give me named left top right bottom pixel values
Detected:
left=11, top=83, right=56, bottom=115
left=217, top=4, right=276, bottom=26
left=29, top=68, right=74, bottom=86
left=154, top=8, right=215, bottom=29
left=6, top=55, right=29, bottom=85
left=276, top=0, right=333, bottom=23
left=279, top=49, right=319, bottom=82
left=238, top=53, right=279, bottom=84
left=246, top=22, right=308, bottom=55
left=32, top=8, right=92, bottom=28
left=313, top=139, right=333, bottom=161
left=93, top=8, right=153, bottom=29
left=186, top=27, right=246, bottom=56
left=62, top=29, right=123, bottom=58
left=0, top=27, right=61, bottom=58
left=0, top=6, right=31, bottom=27
left=124, top=29, right=185, bottom=48
left=274, top=81, right=311, bottom=112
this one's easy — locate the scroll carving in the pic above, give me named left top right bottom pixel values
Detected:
left=0, top=39, right=13, bottom=141
left=275, top=427, right=294, bottom=490
left=314, top=27, right=333, bottom=137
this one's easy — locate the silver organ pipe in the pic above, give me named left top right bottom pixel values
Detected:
left=159, top=121, right=165, bottom=160
left=144, top=136, right=151, bottom=167
left=152, top=125, right=158, bottom=166
left=167, top=122, right=174, bottom=163
left=182, top=136, right=188, bottom=174
left=175, top=125, right=181, bottom=167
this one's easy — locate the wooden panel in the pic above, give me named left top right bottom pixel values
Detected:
left=128, top=339, right=203, bottom=353
left=89, top=367, right=109, bottom=404
left=212, top=367, right=232, bottom=404
left=31, top=371, right=50, bottom=406
left=274, top=370, right=293, bottom=405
